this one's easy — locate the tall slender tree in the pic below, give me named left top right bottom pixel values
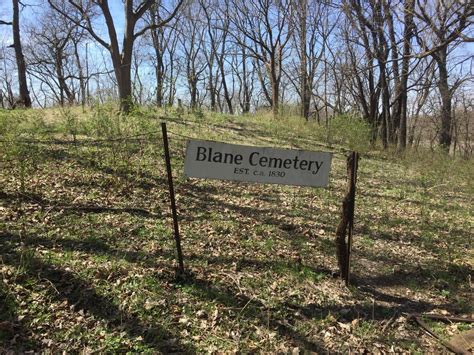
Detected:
left=0, top=0, right=32, bottom=107
left=397, top=0, right=415, bottom=150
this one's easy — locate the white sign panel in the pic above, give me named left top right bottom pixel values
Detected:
left=184, top=140, right=332, bottom=187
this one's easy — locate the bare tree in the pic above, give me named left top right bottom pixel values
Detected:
left=297, top=0, right=309, bottom=119
left=131, top=38, right=147, bottom=105
left=0, top=0, right=32, bottom=108
left=146, top=1, right=179, bottom=107
left=233, top=36, right=256, bottom=114
left=341, top=3, right=381, bottom=143
left=48, top=0, right=184, bottom=113
left=200, top=0, right=234, bottom=113
left=26, top=8, right=79, bottom=106
left=413, top=0, right=474, bottom=150
left=145, top=4, right=180, bottom=107
left=199, top=0, right=219, bottom=111
left=407, top=59, right=436, bottom=147
left=0, top=44, right=16, bottom=108
left=396, top=0, right=415, bottom=150
left=287, top=1, right=336, bottom=121
left=227, top=0, right=292, bottom=118
left=178, top=2, right=207, bottom=110
left=342, top=0, right=426, bottom=148
left=452, top=88, right=473, bottom=156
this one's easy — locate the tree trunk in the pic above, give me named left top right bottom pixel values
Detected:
left=436, top=48, right=452, bottom=150
left=119, top=6, right=135, bottom=112
left=271, top=77, right=279, bottom=118
left=218, top=54, right=233, bottom=114
left=270, top=56, right=279, bottom=118
left=188, top=69, right=198, bottom=111
left=55, top=47, right=74, bottom=106
left=374, top=2, right=391, bottom=147
left=208, top=56, right=216, bottom=111
left=99, top=0, right=134, bottom=113
left=384, top=1, right=400, bottom=142
left=150, top=11, right=165, bottom=108
left=240, top=45, right=251, bottom=114
left=299, top=0, right=310, bottom=120
left=12, top=0, right=31, bottom=108
left=397, top=0, right=414, bottom=150
left=73, top=41, right=86, bottom=109
left=152, top=32, right=165, bottom=107
left=119, top=64, right=133, bottom=113
left=256, top=61, right=272, bottom=108
left=380, top=69, right=391, bottom=148
left=56, top=49, right=65, bottom=106
left=156, top=61, right=164, bottom=107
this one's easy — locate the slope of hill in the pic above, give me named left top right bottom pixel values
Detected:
left=0, top=107, right=472, bottom=352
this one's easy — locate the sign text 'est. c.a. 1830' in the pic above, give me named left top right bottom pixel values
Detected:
left=184, top=139, right=332, bottom=187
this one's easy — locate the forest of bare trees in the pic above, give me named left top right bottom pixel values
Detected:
left=0, top=0, right=473, bottom=152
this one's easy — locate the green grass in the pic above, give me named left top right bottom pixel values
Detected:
left=0, top=106, right=472, bottom=352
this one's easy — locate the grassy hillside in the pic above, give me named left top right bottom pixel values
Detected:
left=0, top=106, right=472, bottom=352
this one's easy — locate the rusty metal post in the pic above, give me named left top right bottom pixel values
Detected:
left=161, top=122, right=185, bottom=274
left=345, top=151, right=359, bottom=286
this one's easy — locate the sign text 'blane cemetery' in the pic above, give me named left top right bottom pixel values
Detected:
left=184, top=140, right=332, bottom=187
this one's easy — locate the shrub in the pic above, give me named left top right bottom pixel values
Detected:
left=0, top=110, right=43, bottom=193
left=59, top=107, right=80, bottom=141
left=323, top=114, right=372, bottom=153
left=86, top=102, right=122, bottom=138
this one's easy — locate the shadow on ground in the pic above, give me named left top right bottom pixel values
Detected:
left=0, top=232, right=194, bottom=353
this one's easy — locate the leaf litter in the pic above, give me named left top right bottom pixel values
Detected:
left=0, top=113, right=472, bottom=352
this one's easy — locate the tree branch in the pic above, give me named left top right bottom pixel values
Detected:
left=459, top=33, right=474, bottom=42
left=47, top=0, right=110, bottom=49
left=133, top=0, right=184, bottom=40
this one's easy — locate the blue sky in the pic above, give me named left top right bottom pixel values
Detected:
left=0, top=0, right=126, bottom=45
left=0, top=0, right=472, bottom=90
left=1, top=0, right=472, bottom=54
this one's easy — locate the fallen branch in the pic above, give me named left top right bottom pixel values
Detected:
left=410, top=313, right=474, bottom=323
left=408, top=314, right=470, bottom=354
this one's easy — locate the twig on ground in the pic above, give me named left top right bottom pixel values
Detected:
left=382, top=310, right=399, bottom=332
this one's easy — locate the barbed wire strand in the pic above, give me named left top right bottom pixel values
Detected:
left=0, top=116, right=352, bottom=156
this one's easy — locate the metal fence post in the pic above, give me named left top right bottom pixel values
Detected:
left=161, top=122, right=185, bottom=274
left=345, top=151, right=359, bottom=285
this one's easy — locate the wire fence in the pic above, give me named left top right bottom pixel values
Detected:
left=1, top=115, right=353, bottom=153
left=0, top=131, right=162, bottom=146
left=0, top=116, right=353, bottom=234
left=166, top=116, right=354, bottom=155
left=0, top=116, right=355, bottom=174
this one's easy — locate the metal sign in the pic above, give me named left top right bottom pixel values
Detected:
left=184, top=139, right=332, bottom=187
